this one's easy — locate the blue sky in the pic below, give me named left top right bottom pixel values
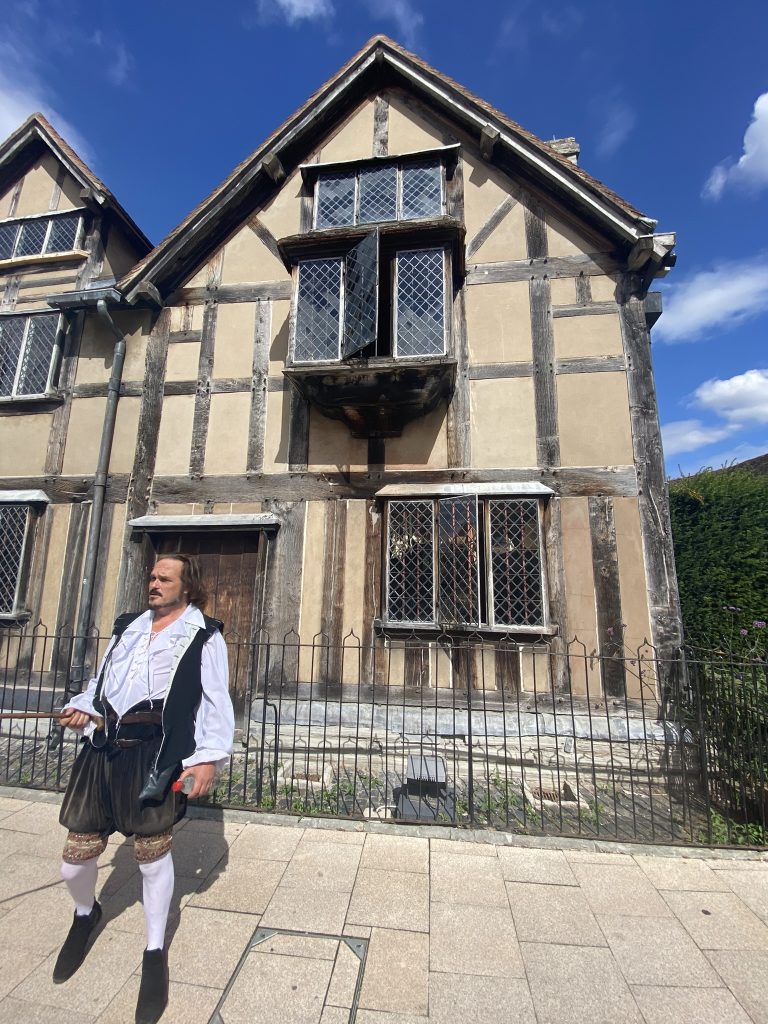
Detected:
left=2, top=0, right=767, bottom=477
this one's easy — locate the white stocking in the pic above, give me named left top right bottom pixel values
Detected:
left=139, top=851, right=175, bottom=951
left=60, top=859, right=98, bottom=916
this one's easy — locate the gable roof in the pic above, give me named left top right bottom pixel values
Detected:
left=120, top=36, right=668, bottom=302
left=0, top=113, right=151, bottom=254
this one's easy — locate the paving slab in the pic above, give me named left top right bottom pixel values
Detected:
left=598, top=913, right=722, bottom=987
left=497, top=845, right=577, bottom=885
left=633, top=854, right=731, bottom=892
left=219, top=950, right=333, bottom=1024
left=717, top=868, right=768, bottom=921
left=0, top=948, right=46, bottom=1000
left=429, top=837, right=497, bottom=857
left=570, top=861, right=672, bottom=918
left=354, top=1012, right=429, bottom=1023
left=0, top=850, right=61, bottom=908
left=663, top=889, right=768, bottom=950
left=507, top=880, right=606, bottom=946
left=0, top=802, right=61, bottom=834
left=96, top=977, right=222, bottom=1024
left=228, top=822, right=304, bottom=861
left=325, top=940, right=360, bottom=1007
left=0, top=996, right=95, bottom=1023
left=522, top=942, right=643, bottom=1024
left=261, top=885, right=350, bottom=934
left=279, top=839, right=362, bottom=892
left=707, top=949, right=768, bottom=1024
left=300, top=826, right=366, bottom=845
left=361, top=833, right=429, bottom=874
left=186, top=857, right=286, bottom=913
left=168, top=824, right=230, bottom=880
left=630, top=984, right=753, bottom=1023
left=358, top=928, right=428, bottom=1016
left=429, top=851, right=507, bottom=907
left=428, top=972, right=536, bottom=1024
left=166, top=907, right=259, bottom=989
left=430, top=902, right=524, bottom=977
left=348, top=867, right=429, bottom=932
left=0, top=883, right=78, bottom=956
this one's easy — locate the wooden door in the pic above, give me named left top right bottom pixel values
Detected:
left=155, top=531, right=266, bottom=720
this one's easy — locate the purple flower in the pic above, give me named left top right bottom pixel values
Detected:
left=740, top=629, right=748, bottom=636
left=753, top=621, right=766, bottom=629
left=607, top=626, right=614, bottom=636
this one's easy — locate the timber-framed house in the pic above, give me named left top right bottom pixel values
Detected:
left=0, top=37, right=682, bottom=705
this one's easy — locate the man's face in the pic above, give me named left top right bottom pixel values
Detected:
left=148, top=559, right=188, bottom=613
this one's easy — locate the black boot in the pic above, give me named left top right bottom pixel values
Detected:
left=52, top=901, right=103, bottom=983
left=135, top=947, right=169, bottom=1024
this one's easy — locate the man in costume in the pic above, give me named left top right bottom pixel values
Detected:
left=55, top=554, right=234, bottom=1024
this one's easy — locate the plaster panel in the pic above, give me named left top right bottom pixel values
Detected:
left=257, top=168, right=303, bottom=243
left=308, top=410, right=367, bottom=471
left=387, top=92, right=445, bottom=154
left=36, top=503, right=69, bottom=631
left=466, top=280, right=532, bottom=363
left=553, top=313, right=623, bottom=359
left=169, top=305, right=204, bottom=333
left=472, top=199, right=527, bottom=264
left=61, top=396, right=139, bottom=474
left=110, top=398, right=141, bottom=473
left=96, top=504, right=128, bottom=635
left=221, top=223, right=289, bottom=285
left=155, top=395, right=195, bottom=476
left=183, top=253, right=225, bottom=289
left=299, top=499, right=325, bottom=646
left=461, top=152, right=514, bottom=241
left=386, top=403, right=448, bottom=469
left=75, top=313, right=150, bottom=385
left=13, top=160, right=57, bottom=217
left=213, top=302, right=256, bottom=379
left=0, top=179, right=15, bottom=218
left=103, top=232, right=142, bottom=280
left=612, top=496, right=653, bottom=660
left=56, top=169, right=83, bottom=211
left=470, top=378, right=537, bottom=468
left=546, top=213, right=607, bottom=258
left=589, top=275, right=618, bottom=302
left=204, top=393, right=251, bottom=475
left=269, top=299, right=291, bottom=373
left=0, top=411, right=51, bottom=474
left=263, top=389, right=288, bottom=472
left=549, top=277, right=577, bottom=305
left=166, top=342, right=201, bottom=382
left=560, top=497, right=600, bottom=696
left=119, top=316, right=152, bottom=382
left=318, top=99, right=375, bottom=161
left=557, top=372, right=633, bottom=466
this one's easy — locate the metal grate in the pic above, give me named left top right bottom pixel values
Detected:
left=293, top=258, right=343, bottom=362
left=0, top=222, right=18, bottom=261
left=0, top=505, right=29, bottom=615
left=395, top=248, right=445, bottom=357
left=387, top=499, right=434, bottom=623
left=401, top=163, right=442, bottom=219
left=358, top=166, right=397, bottom=223
left=315, top=173, right=356, bottom=228
left=342, top=232, right=378, bottom=357
left=437, top=496, right=480, bottom=625
left=15, top=218, right=48, bottom=258
left=46, top=213, right=80, bottom=253
left=488, top=499, right=544, bottom=627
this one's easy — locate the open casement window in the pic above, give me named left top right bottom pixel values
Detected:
left=0, top=313, right=62, bottom=399
left=292, top=237, right=446, bottom=364
left=314, top=161, right=443, bottom=229
left=0, top=504, right=32, bottom=617
left=0, top=211, right=84, bottom=261
left=385, top=497, right=546, bottom=629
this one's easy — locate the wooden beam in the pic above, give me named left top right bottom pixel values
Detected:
left=465, top=195, right=518, bottom=260
left=529, top=276, right=560, bottom=467
left=299, top=151, right=319, bottom=233
left=543, top=496, right=569, bottom=692
left=551, top=301, right=618, bottom=318
left=524, top=200, right=548, bottom=259
left=361, top=498, right=382, bottom=683
left=169, top=281, right=292, bottom=305
left=466, top=253, right=620, bottom=286
left=373, top=95, right=389, bottom=157
left=150, top=466, right=639, bottom=503
left=127, top=281, right=162, bottom=308
left=168, top=330, right=202, bottom=345
left=618, top=285, right=683, bottom=660
left=261, top=499, right=306, bottom=669
left=247, top=299, right=269, bottom=473
left=261, top=152, right=285, bottom=184
left=469, top=361, right=533, bottom=380
left=588, top=496, right=626, bottom=698
left=480, top=124, right=500, bottom=160
left=446, top=156, right=470, bottom=468
left=287, top=387, right=310, bottom=472
left=320, top=499, right=347, bottom=683
left=45, top=311, right=81, bottom=475
left=189, top=299, right=218, bottom=477
left=0, top=476, right=129, bottom=503
left=555, top=355, right=626, bottom=374
left=247, top=216, right=283, bottom=264
left=575, top=273, right=593, bottom=304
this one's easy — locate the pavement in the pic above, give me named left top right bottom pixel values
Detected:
left=0, top=789, right=767, bottom=1024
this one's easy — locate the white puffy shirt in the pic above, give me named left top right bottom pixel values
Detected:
left=66, top=604, right=234, bottom=772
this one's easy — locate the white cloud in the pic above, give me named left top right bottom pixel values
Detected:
left=654, top=256, right=768, bottom=343
left=373, top=0, right=424, bottom=49
left=0, top=36, right=91, bottom=160
left=703, top=92, right=768, bottom=200
left=258, top=0, right=334, bottom=24
left=661, top=419, right=739, bottom=457
left=693, top=369, right=768, bottom=425
left=594, top=94, right=635, bottom=158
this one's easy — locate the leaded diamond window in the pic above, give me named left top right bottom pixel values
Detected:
left=0, top=504, right=30, bottom=616
left=314, top=160, right=443, bottom=227
left=293, top=258, right=343, bottom=361
left=0, top=212, right=83, bottom=261
left=385, top=497, right=545, bottom=629
left=395, top=249, right=445, bottom=357
left=0, top=313, right=61, bottom=398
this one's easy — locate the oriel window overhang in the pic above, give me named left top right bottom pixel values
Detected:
left=298, top=143, right=461, bottom=187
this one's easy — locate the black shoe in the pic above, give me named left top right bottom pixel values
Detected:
left=135, top=947, right=169, bottom=1024
left=52, top=901, right=103, bottom=983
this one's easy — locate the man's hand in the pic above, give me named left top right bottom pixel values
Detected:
left=178, top=763, right=217, bottom=799
left=59, top=710, right=92, bottom=731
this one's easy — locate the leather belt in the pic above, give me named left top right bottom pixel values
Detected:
left=114, top=738, right=144, bottom=749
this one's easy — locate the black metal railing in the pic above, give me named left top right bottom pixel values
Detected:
left=1, top=624, right=765, bottom=846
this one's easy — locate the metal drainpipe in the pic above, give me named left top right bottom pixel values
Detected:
left=69, top=299, right=127, bottom=691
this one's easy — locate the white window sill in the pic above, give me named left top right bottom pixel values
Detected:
left=0, top=250, right=88, bottom=271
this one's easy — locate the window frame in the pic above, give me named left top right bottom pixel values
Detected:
left=0, top=310, right=65, bottom=401
left=0, top=503, right=33, bottom=619
left=313, top=160, right=445, bottom=230
left=383, top=496, right=549, bottom=632
left=0, top=209, right=86, bottom=262
left=290, top=244, right=449, bottom=365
